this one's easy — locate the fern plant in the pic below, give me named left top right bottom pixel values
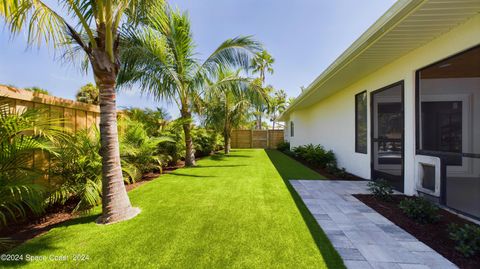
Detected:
left=0, top=102, right=61, bottom=226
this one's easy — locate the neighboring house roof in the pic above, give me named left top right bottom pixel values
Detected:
left=280, top=0, right=480, bottom=120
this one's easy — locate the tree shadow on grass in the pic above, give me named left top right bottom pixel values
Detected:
left=168, top=172, right=216, bottom=178
left=1, top=214, right=98, bottom=267
left=265, top=149, right=346, bottom=269
left=193, top=164, right=246, bottom=168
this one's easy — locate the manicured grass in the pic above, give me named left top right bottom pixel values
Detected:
left=3, top=149, right=343, bottom=268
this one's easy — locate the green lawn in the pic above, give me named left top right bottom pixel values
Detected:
left=2, top=149, right=343, bottom=268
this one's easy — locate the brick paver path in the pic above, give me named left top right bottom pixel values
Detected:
left=291, top=180, right=457, bottom=269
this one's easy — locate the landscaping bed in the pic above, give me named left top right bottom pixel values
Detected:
left=285, top=153, right=362, bottom=180
left=354, top=194, right=480, bottom=269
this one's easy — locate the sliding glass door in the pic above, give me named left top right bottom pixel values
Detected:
left=371, top=82, right=404, bottom=192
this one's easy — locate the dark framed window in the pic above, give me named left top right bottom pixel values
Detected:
left=355, top=91, right=367, bottom=153
left=290, top=121, right=294, bottom=137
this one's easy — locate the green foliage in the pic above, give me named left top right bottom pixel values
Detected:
left=0, top=103, right=61, bottom=226
left=399, top=197, right=439, bottom=224
left=123, top=107, right=170, bottom=137
left=292, top=144, right=336, bottom=168
left=367, top=179, right=394, bottom=201
left=268, top=89, right=287, bottom=129
left=48, top=128, right=103, bottom=212
left=192, top=128, right=223, bottom=157
left=75, top=83, right=99, bottom=105
left=24, top=86, right=50, bottom=95
left=448, top=223, right=480, bottom=257
left=276, top=141, right=290, bottom=152
left=119, top=118, right=173, bottom=183
left=118, top=5, right=261, bottom=164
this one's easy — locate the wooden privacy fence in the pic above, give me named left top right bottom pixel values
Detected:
left=231, top=129, right=284, bottom=149
left=0, top=85, right=101, bottom=181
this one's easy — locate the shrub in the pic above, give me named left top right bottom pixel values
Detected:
left=399, top=197, right=439, bottom=224
left=277, top=141, right=290, bottom=152
left=48, top=126, right=148, bottom=212
left=48, top=128, right=104, bottom=212
left=119, top=118, right=173, bottom=183
left=0, top=105, right=61, bottom=226
left=448, top=223, right=480, bottom=257
left=367, top=179, right=394, bottom=201
left=192, top=128, right=222, bottom=157
left=292, top=144, right=337, bottom=168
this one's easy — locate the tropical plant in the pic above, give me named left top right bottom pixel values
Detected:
left=250, top=50, right=274, bottom=129
left=24, top=86, right=50, bottom=95
left=268, top=89, right=287, bottom=130
left=292, top=144, right=336, bottom=168
left=117, top=5, right=261, bottom=166
left=76, top=83, right=99, bottom=105
left=191, top=128, right=222, bottom=157
left=122, top=107, right=170, bottom=137
left=1, top=0, right=161, bottom=223
left=119, top=117, right=172, bottom=183
left=0, top=103, right=60, bottom=226
left=276, top=141, right=290, bottom=152
left=203, top=68, right=267, bottom=154
left=47, top=128, right=103, bottom=212
left=47, top=125, right=149, bottom=212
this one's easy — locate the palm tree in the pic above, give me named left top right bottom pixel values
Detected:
left=0, top=0, right=159, bottom=224
left=269, top=89, right=287, bottom=130
left=250, top=50, right=274, bottom=129
left=117, top=6, right=261, bottom=165
left=203, top=69, right=267, bottom=154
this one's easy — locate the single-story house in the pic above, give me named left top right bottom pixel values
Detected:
left=279, top=0, right=480, bottom=220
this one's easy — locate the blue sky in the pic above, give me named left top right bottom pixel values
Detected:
left=0, top=0, right=396, bottom=118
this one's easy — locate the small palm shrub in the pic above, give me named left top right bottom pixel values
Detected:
left=399, top=197, right=439, bottom=224
left=0, top=104, right=61, bottom=226
left=47, top=128, right=104, bottom=212
left=120, top=118, right=172, bottom=183
left=448, top=223, right=480, bottom=257
left=367, top=179, right=394, bottom=201
left=276, top=141, right=290, bottom=152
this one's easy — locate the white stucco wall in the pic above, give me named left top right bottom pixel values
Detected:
left=285, top=13, right=480, bottom=195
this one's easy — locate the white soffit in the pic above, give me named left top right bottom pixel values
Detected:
left=283, top=0, right=480, bottom=116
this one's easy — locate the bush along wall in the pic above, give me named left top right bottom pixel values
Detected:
left=277, top=142, right=356, bottom=179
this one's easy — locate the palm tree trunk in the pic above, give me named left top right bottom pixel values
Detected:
left=182, top=111, right=196, bottom=166
left=256, top=113, right=262, bottom=130
left=272, top=120, right=276, bottom=130
left=224, top=133, right=231, bottom=154
left=93, top=55, right=139, bottom=224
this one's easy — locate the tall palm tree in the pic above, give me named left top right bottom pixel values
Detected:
left=0, top=0, right=159, bottom=224
left=203, top=69, right=267, bottom=154
left=269, top=89, right=287, bottom=130
left=117, top=6, right=261, bottom=165
left=250, top=50, right=274, bottom=129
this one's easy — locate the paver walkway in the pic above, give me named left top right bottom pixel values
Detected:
left=291, top=180, right=457, bottom=269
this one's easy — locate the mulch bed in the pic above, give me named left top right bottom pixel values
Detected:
left=0, top=160, right=188, bottom=253
left=354, top=194, right=480, bottom=269
left=282, top=151, right=363, bottom=180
